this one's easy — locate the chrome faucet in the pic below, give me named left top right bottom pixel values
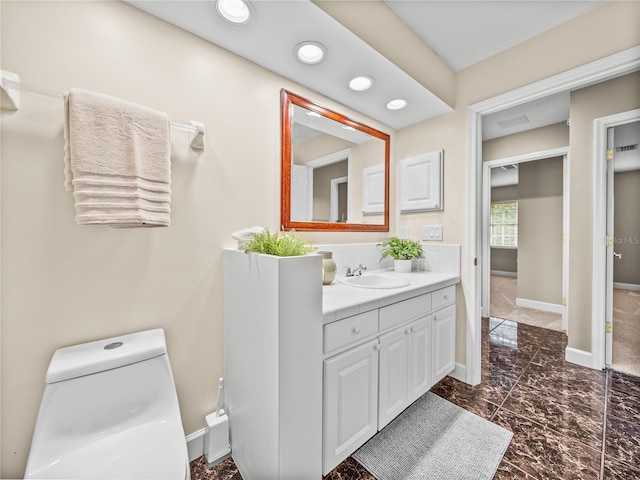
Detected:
left=346, top=264, right=367, bottom=277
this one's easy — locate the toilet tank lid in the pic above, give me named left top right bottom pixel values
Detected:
left=46, top=329, right=167, bottom=384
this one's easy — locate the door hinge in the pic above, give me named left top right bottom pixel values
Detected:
left=606, top=235, right=613, bottom=246
left=605, top=321, right=612, bottom=333
left=563, top=234, right=568, bottom=243
left=607, top=149, right=614, bottom=161
left=562, top=297, right=567, bottom=307
left=474, top=257, right=478, bottom=266
left=563, top=170, right=568, bottom=178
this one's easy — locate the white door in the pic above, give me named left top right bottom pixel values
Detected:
left=605, top=127, right=615, bottom=366
left=432, top=305, right=456, bottom=384
left=323, top=340, right=379, bottom=475
left=291, top=164, right=311, bottom=221
left=407, top=316, right=432, bottom=404
left=378, top=328, right=408, bottom=429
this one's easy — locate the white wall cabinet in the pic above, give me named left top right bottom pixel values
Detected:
left=323, top=339, right=379, bottom=475
left=322, top=286, right=456, bottom=475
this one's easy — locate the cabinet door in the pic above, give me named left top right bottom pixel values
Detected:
left=378, top=327, right=408, bottom=429
left=432, top=305, right=456, bottom=384
left=323, top=340, right=379, bottom=475
left=407, top=316, right=432, bottom=404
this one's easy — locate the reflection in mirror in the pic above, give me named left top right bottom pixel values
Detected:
left=281, top=90, right=390, bottom=232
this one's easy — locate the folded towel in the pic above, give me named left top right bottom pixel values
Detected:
left=231, top=226, right=266, bottom=248
left=63, top=88, right=171, bottom=227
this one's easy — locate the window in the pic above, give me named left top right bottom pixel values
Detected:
left=491, top=201, right=518, bottom=247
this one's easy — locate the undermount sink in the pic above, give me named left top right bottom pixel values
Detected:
left=338, top=274, right=410, bottom=289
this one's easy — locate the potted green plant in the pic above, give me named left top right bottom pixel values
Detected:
left=380, top=237, right=424, bottom=272
left=241, top=228, right=316, bottom=257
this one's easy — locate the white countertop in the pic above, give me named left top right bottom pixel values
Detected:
left=322, top=270, right=460, bottom=324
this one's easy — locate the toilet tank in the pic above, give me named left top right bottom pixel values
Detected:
left=25, top=329, right=189, bottom=479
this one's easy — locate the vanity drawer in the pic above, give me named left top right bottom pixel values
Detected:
left=324, top=309, right=379, bottom=353
left=379, top=293, right=432, bottom=331
left=432, top=285, right=455, bottom=310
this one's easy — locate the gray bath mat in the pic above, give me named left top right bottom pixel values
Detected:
left=353, top=392, right=512, bottom=480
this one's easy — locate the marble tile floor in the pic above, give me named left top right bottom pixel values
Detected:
left=191, top=318, right=640, bottom=480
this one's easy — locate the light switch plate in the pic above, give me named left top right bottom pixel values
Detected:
left=422, top=225, right=443, bottom=241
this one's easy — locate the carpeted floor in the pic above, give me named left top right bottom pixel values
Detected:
left=612, top=288, right=640, bottom=378
left=489, top=275, right=563, bottom=331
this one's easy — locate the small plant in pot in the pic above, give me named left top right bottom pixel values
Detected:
left=380, top=237, right=424, bottom=273
left=241, top=228, right=315, bottom=257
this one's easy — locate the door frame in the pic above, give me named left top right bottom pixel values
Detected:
left=482, top=147, right=570, bottom=330
left=466, top=46, right=640, bottom=385
left=330, top=176, right=348, bottom=222
left=592, top=109, right=640, bottom=369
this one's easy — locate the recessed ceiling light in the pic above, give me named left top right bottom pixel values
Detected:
left=386, top=98, right=408, bottom=111
left=215, top=0, right=253, bottom=25
left=296, top=42, right=326, bottom=64
left=306, top=111, right=322, bottom=118
left=348, top=76, right=374, bottom=92
left=342, top=126, right=356, bottom=131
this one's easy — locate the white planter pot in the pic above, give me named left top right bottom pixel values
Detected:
left=394, top=259, right=412, bottom=273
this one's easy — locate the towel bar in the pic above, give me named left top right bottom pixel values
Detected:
left=0, top=70, right=205, bottom=151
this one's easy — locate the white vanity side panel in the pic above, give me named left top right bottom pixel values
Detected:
left=224, top=250, right=280, bottom=479
left=278, top=256, right=323, bottom=479
left=224, top=250, right=323, bottom=479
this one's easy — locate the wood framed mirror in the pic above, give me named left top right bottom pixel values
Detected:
left=281, top=89, right=390, bottom=232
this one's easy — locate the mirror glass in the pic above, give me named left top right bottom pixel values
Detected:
left=281, top=90, right=390, bottom=232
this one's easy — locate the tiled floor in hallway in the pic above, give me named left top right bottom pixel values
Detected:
left=191, top=318, right=640, bottom=479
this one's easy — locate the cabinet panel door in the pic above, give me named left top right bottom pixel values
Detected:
left=323, top=340, right=379, bottom=475
left=378, top=327, right=408, bottom=429
left=407, top=316, right=432, bottom=404
left=432, top=305, right=456, bottom=384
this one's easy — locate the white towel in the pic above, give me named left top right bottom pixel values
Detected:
left=63, top=88, right=171, bottom=227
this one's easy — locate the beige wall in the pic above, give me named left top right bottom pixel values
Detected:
left=491, top=249, right=518, bottom=274
left=483, top=122, right=569, bottom=162
left=0, top=2, right=394, bottom=477
left=517, top=157, right=564, bottom=305
left=569, top=71, right=640, bottom=351
left=614, top=170, right=640, bottom=285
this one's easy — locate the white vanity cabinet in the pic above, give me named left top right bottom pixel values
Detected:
left=322, top=285, right=456, bottom=475
left=432, top=285, right=457, bottom=385
left=378, top=315, right=432, bottom=429
left=323, top=339, right=379, bottom=475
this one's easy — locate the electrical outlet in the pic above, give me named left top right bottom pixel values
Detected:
left=399, top=225, right=409, bottom=239
left=422, top=225, right=443, bottom=241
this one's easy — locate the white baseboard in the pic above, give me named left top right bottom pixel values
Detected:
left=614, top=282, right=640, bottom=291
left=516, top=297, right=563, bottom=314
left=448, top=362, right=467, bottom=383
left=565, top=346, right=598, bottom=370
left=186, top=428, right=206, bottom=462
left=490, top=270, right=517, bottom=278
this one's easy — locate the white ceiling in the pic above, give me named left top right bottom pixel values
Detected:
left=384, top=0, right=604, bottom=72
left=127, top=0, right=604, bottom=135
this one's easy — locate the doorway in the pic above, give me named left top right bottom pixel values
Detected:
left=466, top=47, right=640, bottom=385
left=483, top=150, right=569, bottom=333
left=606, top=121, right=640, bottom=377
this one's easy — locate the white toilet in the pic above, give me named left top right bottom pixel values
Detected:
left=24, top=329, right=190, bottom=479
